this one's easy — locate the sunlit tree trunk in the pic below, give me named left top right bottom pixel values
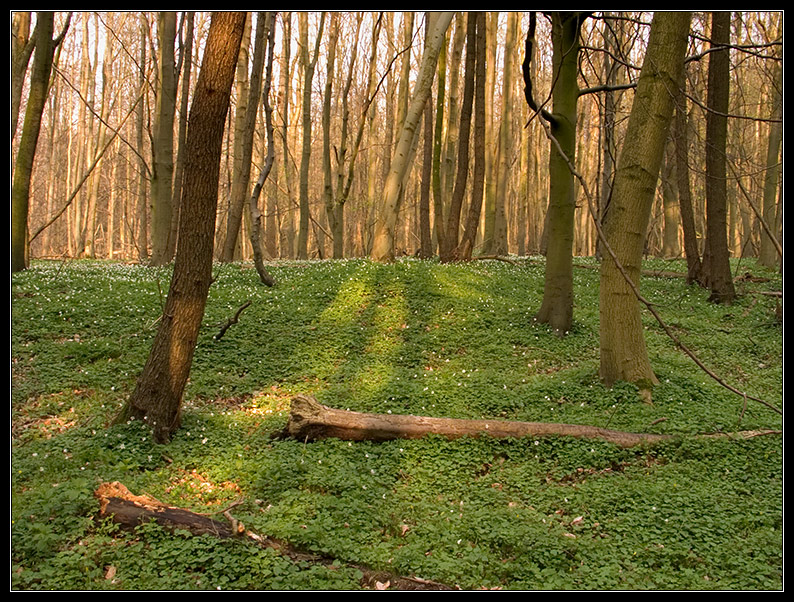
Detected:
left=492, top=11, right=519, bottom=257
left=149, top=12, right=177, bottom=266
left=135, top=14, right=150, bottom=263
left=438, top=12, right=476, bottom=263
left=371, top=12, right=454, bottom=263
left=118, top=12, right=246, bottom=444
left=599, top=11, right=691, bottom=390
left=11, top=12, right=34, bottom=142
left=277, top=13, right=294, bottom=258
left=758, top=45, right=782, bottom=268
left=246, top=12, right=278, bottom=286
left=297, top=12, right=325, bottom=260
left=220, top=13, right=252, bottom=262
left=170, top=12, right=195, bottom=262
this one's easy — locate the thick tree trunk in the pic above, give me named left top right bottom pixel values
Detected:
left=279, top=395, right=671, bottom=449
left=118, top=12, right=246, bottom=444
left=599, top=11, right=691, bottom=390
left=534, top=12, right=584, bottom=335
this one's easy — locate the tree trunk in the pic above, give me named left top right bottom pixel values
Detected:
left=599, top=11, right=691, bottom=390
left=12, top=12, right=59, bottom=272
left=279, top=395, right=672, bottom=449
left=169, top=12, right=195, bottom=263
left=297, top=12, right=325, bottom=260
left=117, top=12, right=246, bottom=444
left=758, top=44, right=782, bottom=268
left=702, top=11, right=736, bottom=304
left=417, top=16, right=435, bottom=259
left=454, top=12, right=487, bottom=262
left=534, top=12, right=585, bottom=335
left=438, top=12, right=476, bottom=263
left=370, top=12, right=454, bottom=263
left=220, top=13, right=253, bottom=262
left=241, top=13, right=277, bottom=287
left=673, top=82, right=702, bottom=284
left=149, top=12, right=177, bottom=266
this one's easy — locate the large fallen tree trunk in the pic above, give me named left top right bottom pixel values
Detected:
left=278, top=395, right=673, bottom=448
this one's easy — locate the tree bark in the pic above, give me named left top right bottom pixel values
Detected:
left=117, top=12, right=246, bottom=444
left=599, top=11, right=691, bottom=390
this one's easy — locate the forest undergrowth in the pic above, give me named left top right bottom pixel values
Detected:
left=11, top=256, right=783, bottom=590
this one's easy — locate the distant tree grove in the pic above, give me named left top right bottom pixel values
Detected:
left=12, top=11, right=782, bottom=271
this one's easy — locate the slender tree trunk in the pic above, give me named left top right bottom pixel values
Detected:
left=170, top=12, right=195, bottom=262
left=454, top=12, right=487, bottom=261
left=492, top=11, right=519, bottom=256
left=599, top=11, right=691, bottom=390
left=135, top=14, right=150, bottom=262
left=702, top=11, right=736, bottom=304
left=118, top=12, right=246, bottom=444
left=370, top=12, right=454, bottom=263
left=11, top=12, right=34, bottom=142
left=12, top=13, right=60, bottom=272
left=220, top=13, right=252, bottom=262
left=438, top=12, right=476, bottom=263
left=297, top=12, right=325, bottom=260
left=758, top=48, right=782, bottom=268
left=673, top=82, right=702, bottom=284
left=661, top=140, right=681, bottom=258
left=247, top=12, right=277, bottom=287
left=417, top=17, right=435, bottom=259
left=149, top=12, right=177, bottom=266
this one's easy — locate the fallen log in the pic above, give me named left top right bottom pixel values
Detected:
left=95, top=481, right=242, bottom=538
left=94, top=481, right=455, bottom=590
left=277, top=395, right=673, bottom=448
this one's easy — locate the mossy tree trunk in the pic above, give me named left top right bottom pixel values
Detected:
left=599, top=11, right=691, bottom=390
left=118, top=12, right=246, bottom=444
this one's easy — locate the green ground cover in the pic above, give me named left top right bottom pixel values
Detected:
left=11, top=257, right=782, bottom=590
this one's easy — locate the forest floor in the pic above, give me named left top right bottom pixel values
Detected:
left=11, top=256, right=782, bottom=590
